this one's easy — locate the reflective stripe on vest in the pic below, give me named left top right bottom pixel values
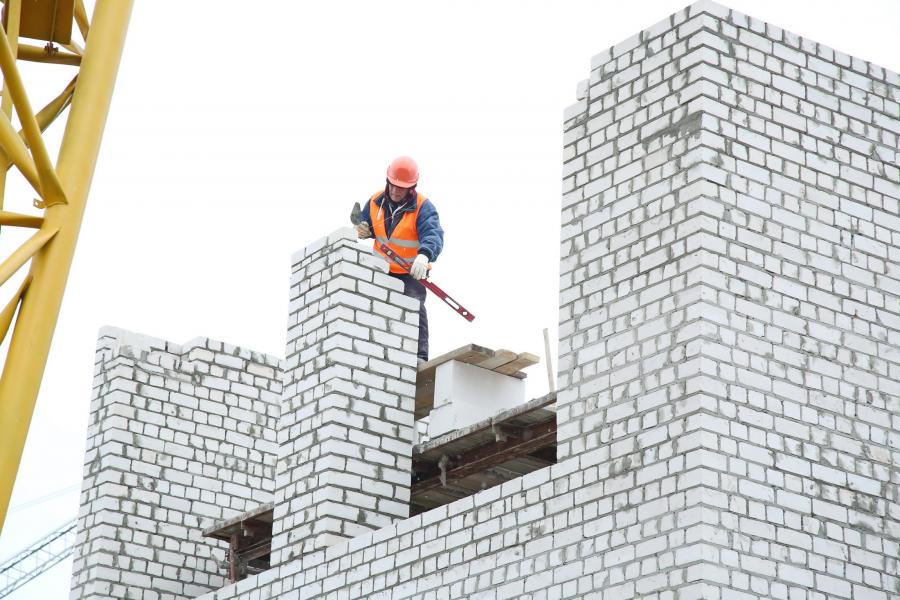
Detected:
left=370, top=191, right=425, bottom=274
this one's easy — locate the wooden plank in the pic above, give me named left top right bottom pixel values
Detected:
left=494, top=352, right=540, bottom=375
left=475, top=349, right=518, bottom=370
left=416, top=344, right=494, bottom=382
left=414, top=380, right=435, bottom=420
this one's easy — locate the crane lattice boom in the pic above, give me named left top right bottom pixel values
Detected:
left=0, top=0, right=133, bottom=534
left=0, top=519, right=76, bottom=598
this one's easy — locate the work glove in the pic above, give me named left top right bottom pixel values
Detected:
left=356, top=222, right=372, bottom=239
left=410, top=254, right=429, bottom=280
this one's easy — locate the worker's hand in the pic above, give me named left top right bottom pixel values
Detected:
left=356, top=222, right=372, bottom=239
left=410, top=254, right=429, bottom=279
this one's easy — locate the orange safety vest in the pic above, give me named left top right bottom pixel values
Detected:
left=370, top=191, right=426, bottom=274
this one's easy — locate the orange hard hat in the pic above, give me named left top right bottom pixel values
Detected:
left=386, top=156, right=419, bottom=188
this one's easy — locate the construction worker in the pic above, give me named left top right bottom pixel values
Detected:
left=356, top=156, right=444, bottom=365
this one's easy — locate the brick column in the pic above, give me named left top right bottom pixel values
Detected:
left=558, top=1, right=900, bottom=597
left=270, top=228, right=418, bottom=565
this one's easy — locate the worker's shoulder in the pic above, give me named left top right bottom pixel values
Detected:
left=419, top=195, right=439, bottom=212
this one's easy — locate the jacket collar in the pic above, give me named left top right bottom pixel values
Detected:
left=375, top=191, right=417, bottom=216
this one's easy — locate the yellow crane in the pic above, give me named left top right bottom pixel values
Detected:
left=0, top=0, right=132, bottom=533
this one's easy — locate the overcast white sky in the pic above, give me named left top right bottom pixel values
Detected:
left=1, top=1, right=898, bottom=598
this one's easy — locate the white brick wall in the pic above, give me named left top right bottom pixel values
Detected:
left=69, top=328, right=281, bottom=600
left=76, top=2, right=899, bottom=598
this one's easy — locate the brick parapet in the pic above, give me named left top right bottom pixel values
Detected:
left=196, top=450, right=724, bottom=599
left=69, top=328, right=281, bottom=600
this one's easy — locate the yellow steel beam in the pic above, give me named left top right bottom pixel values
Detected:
left=73, top=0, right=89, bottom=41
left=0, top=25, right=67, bottom=207
left=33, top=77, right=78, bottom=133
left=17, top=43, right=81, bottom=66
left=0, top=0, right=133, bottom=534
left=62, top=40, right=84, bottom=56
left=0, top=211, right=43, bottom=228
left=0, top=78, right=76, bottom=176
left=0, top=0, right=22, bottom=211
left=0, top=77, right=78, bottom=177
left=1, top=0, right=22, bottom=114
left=0, top=111, right=43, bottom=194
left=0, top=275, right=31, bottom=347
left=0, top=227, right=58, bottom=288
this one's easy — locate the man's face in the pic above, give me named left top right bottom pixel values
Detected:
left=388, top=182, right=411, bottom=202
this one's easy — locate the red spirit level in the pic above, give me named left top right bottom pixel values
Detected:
left=377, top=243, right=475, bottom=322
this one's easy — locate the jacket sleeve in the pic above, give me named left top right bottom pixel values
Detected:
left=416, top=199, right=444, bottom=262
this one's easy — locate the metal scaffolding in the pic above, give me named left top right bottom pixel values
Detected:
left=0, top=519, right=76, bottom=598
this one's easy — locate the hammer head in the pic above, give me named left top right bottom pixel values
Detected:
left=350, top=202, right=363, bottom=226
